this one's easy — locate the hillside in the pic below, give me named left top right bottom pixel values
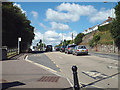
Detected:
left=80, top=30, right=113, bottom=45
left=97, top=31, right=113, bottom=44
left=80, top=30, right=98, bottom=45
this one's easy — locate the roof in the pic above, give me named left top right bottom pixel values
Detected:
left=100, top=16, right=113, bottom=25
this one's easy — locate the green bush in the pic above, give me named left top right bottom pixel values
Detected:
left=89, top=34, right=100, bottom=47
left=98, top=23, right=112, bottom=32
left=74, top=33, right=84, bottom=45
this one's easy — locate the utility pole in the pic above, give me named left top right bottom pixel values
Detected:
left=72, top=33, right=73, bottom=44
left=62, top=30, right=63, bottom=45
left=43, top=35, right=44, bottom=51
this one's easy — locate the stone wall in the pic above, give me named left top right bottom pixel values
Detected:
left=86, top=44, right=118, bottom=53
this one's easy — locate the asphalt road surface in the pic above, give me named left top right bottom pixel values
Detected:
left=28, top=51, right=119, bottom=88
left=28, top=53, right=60, bottom=72
left=90, top=52, right=119, bottom=61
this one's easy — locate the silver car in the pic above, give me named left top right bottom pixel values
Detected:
left=65, top=44, right=77, bottom=54
left=72, top=45, right=88, bottom=56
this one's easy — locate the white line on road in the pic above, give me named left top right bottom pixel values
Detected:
left=25, top=55, right=73, bottom=87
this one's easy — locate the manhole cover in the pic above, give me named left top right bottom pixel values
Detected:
left=37, top=76, right=60, bottom=82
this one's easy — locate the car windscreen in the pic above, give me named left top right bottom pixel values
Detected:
left=78, top=46, right=86, bottom=49
left=69, top=45, right=76, bottom=48
left=47, top=45, right=52, bottom=48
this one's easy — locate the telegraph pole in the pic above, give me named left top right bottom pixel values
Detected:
left=72, top=33, right=73, bottom=44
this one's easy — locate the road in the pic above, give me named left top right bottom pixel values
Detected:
left=28, top=51, right=119, bottom=88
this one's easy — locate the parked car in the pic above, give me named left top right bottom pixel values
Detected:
left=65, top=44, right=77, bottom=54
left=60, top=46, right=66, bottom=52
left=72, top=45, right=88, bottom=55
left=56, top=46, right=60, bottom=51
left=46, top=45, right=52, bottom=52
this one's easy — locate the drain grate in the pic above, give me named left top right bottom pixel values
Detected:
left=37, top=76, right=60, bottom=82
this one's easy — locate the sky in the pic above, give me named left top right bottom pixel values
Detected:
left=12, top=1, right=119, bottom=47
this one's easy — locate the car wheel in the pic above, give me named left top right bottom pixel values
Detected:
left=72, top=52, right=74, bottom=55
left=76, top=53, right=78, bottom=56
left=67, top=51, right=69, bottom=54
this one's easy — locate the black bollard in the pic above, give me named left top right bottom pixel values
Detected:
left=72, top=66, right=80, bottom=90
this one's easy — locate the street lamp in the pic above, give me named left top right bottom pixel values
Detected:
left=18, top=37, right=21, bottom=54
left=104, top=1, right=114, bottom=19
left=104, top=1, right=115, bottom=53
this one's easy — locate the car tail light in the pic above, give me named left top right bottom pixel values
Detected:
left=86, top=49, right=88, bottom=51
left=68, top=48, right=70, bottom=50
left=77, top=50, right=79, bottom=51
left=62, top=48, right=64, bottom=50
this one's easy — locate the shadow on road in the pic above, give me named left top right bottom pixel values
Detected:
left=1, top=81, right=25, bottom=90
left=2, top=54, right=25, bottom=61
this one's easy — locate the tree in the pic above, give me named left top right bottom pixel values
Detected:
left=110, top=2, right=120, bottom=52
left=74, top=33, right=84, bottom=45
left=39, top=39, right=42, bottom=44
left=2, top=2, right=35, bottom=52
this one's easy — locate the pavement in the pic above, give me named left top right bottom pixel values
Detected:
left=1, top=53, right=72, bottom=90
left=89, top=51, right=119, bottom=61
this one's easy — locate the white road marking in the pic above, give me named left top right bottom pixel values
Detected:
left=107, top=65, right=118, bottom=69
left=25, top=55, right=73, bottom=87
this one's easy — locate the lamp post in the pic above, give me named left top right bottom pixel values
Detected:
left=43, top=34, right=44, bottom=51
left=104, top=1, right=115, bottom=53
left=18, top=37, right=21, bottom=54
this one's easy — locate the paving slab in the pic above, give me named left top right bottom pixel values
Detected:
left=1, top=54, right=72, bottom=89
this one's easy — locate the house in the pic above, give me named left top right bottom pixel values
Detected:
left=83, top=16, right=113, bottom=34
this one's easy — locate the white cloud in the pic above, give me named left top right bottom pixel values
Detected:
left=50, top=22, right=71, bottom=31
left=57, top=3, right=97, bottom=16
left=39, top=23, right=47, bottom=29
left=89, top=8, right=115, bottom=23
left=34, top=30, right=43, bottom=41
left=46, top=3, right=97, bottom=22
left=13, top=3, right=26, bottom=14
left=46, top=3, right=116, bottom=23
left=64, top=31, right=78, bottom=40
left=32, top=29, right=77, bottom=46
left=31, top=11, right=38, bottom=19
left=46, top=8, right=73, bottom=22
